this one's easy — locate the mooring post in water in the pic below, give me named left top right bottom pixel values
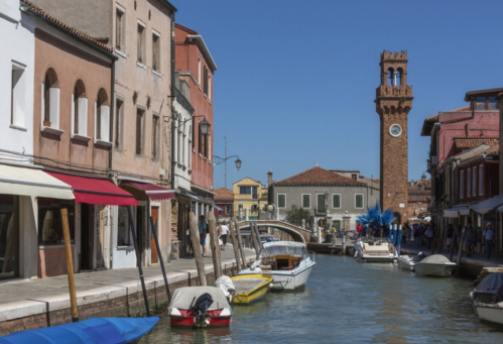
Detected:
left=148, top=213, right=171, bottom=301
left=456, top=226, right=467, bottom=267
left=250, top=222, right=261, bottom=259
left=60, top=208, right=79, bottom=322
left=208, top=211, right=223, bottom=279
left=229, top=220, right=242, bottom=271
left=234, top=219, right=247, bottom=267
left=189, top=211, right=207, bottom=286
left=127, top=207, right=150, bottom=316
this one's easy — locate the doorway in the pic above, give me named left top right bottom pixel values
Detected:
left=0, top=195, right=18, bottom=279
left=150, top=206, right=159, bottom=264
left=80, top=204, right=94, bottom=270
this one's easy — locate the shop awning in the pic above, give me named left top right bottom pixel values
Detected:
left=48, top=172, right=137, bottom=206
left=443, top=204, right=470, bottom=218
left=471, top=195, right=503, bottom=215
left=121, top=181, right=175, bottom=201
left=0, top=164, right=74, bottom=199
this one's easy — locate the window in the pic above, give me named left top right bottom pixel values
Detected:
left=239, top=186, right=252, bottom=195
left=115, top=98, right=124, bottom=149
left=72, top=80, right=87, bottom=136
left=117, top=206, right=132, bottom=246
left=11, top=62, right=26, bottom=128
left=115, top=7, right=125, bottom=52
left=467, top=167, right=472, bottom=198
left=479, top=164, right=485, bottom=196
left=203, top=66, right=209, bottom=96
left=472, top=166, right=477, bottom=198
left=152, top=32, right=160, bottom=72
left=277, top=194, right=286, bottom=209
left=302, top=194, right=311, bottom=209
left=355, top=194, right=364, bottom=209
left=460, top=169, right=465, bottom=199
left=152, top=114, right=160, bottom=160
left=96, top=89, right=110, bottom=141
left=137, top=23, right=145, bottom=64
left=176, top=119, right=181, bottom=164
left=42, top=68, right=59, bottom=128
left=332, top=194, right=341, bottom=209
left=135, top=108, right=145, bottom=154
left=188, top=125, right=192, bottom=168
left=38, top=198, right=74, bottom=245
left=197, top=60, right=202, bottom=85
left=317, top=194, right=327, bottom=213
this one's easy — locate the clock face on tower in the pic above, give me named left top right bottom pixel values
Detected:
left=389, top=123, right=402, bottom=137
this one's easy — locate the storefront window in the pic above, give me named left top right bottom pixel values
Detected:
left=0, top=195, right=18, bottom=279
left=38, top=198, right=74, bottom=245
left=117, top=206, right=133, bottom=247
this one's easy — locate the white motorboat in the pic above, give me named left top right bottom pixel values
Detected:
left=243, top=241, right=315, bottom=291
left=471, top=272, right=503, bottom=325
left=414, top=254, right=456, bottom=277
left=397, top=252, right=426, bottom=272
left=353, top=239, right=396, bottom=263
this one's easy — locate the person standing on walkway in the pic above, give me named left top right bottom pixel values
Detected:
left=483, top=222, right=495, bottom=259
left=424, top=224, right=434, bottom=250
left=198, top=214, right=208, bottom=256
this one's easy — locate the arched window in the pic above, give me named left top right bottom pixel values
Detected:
left=396, top=68, right=403, bottom=87
left=72, top=80, right=87, bottom=135
left=96, top=89, right=110, bottom=141
left=386, top=68, right=394, bottom=87
left=43, top=68, right=59, bottom=128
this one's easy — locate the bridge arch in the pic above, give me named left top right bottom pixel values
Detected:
left=236, top=220, right=311, bottom=243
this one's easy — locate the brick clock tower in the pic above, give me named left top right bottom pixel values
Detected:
left=375, top=50, right=413, bottom=223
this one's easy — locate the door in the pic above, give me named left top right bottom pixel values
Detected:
left=0, top=196, right=18, bottom=279
left=150, top=206, right=159, bottom=263
left=80, top=204, right=94, bottom=270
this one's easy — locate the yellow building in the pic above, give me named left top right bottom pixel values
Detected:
left=232, top=177, right=268, bottom=220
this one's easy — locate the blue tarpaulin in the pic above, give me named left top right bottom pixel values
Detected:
left=0, top=317, right=159, bottom=344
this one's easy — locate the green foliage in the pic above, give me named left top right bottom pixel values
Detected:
left=286, top=205, right=312, bottom=226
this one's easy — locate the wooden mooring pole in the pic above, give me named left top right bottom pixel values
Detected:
left=127, top=207, right=150, bottom=316
left=208, top=212, right=222, bottom=279
left=60, top=208, right=79, bottom=322
left=148, top=214, right=171, bottom=301
left=250, top=222, right=261, bottom=259
left=229, top=220, right=242, bottom=272
left=234, top=219, right=247, bottom=268
left=189, top=212, right=207, bottom=285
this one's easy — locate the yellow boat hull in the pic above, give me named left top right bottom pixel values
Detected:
left=231, top=274, right=272, bottom=305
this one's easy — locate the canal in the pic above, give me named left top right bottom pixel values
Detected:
left=140, top=255, right=503, bottom=343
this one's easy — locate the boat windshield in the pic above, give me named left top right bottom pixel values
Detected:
left=261, top=244, right=307, bottom=257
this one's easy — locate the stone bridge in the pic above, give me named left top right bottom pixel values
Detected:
left=236, top=220, right=312, bottom=243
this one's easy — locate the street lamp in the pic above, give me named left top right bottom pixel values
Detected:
left=199, top=118, right=210, bottom=135
left=214, top=137, right=242, bottom=188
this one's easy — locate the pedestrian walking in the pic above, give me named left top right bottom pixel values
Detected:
left=219, top=221, right=229, bottom=250
left=198, top=214, right=208, bottom=256
left=424, top=224, right=433, bottom=250
left=483, top=222, right=495, bottom=259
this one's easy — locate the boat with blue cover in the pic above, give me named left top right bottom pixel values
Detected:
left=0, top=316, right=159, bottom=344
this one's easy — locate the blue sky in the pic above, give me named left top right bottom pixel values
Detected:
left=173, top=0, right=503, bottom=188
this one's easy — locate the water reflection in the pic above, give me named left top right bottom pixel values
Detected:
left=141, top=255, right=503, bottom=344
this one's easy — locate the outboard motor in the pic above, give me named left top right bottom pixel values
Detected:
left=191, top=293, right=213, bottom=327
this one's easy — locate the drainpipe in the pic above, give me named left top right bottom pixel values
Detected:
left=170, top=13, right=176, bottom=190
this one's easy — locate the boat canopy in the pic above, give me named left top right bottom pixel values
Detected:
left=471, top=195, right=503, bottom=215
left=418, top=254, right=453, bottom=264
left=170, top=286, right=230, bottom=310
left=261, top=241, right=307, bottom=257
left=0, top=317, right=159, bottom=344
left=473, top=272, right=503, bottom=303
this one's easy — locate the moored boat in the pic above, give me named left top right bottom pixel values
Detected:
left=397, top=252, right=426, bottom=272
left=230, top=273, right=272, bottom=304
left=168, top=286, right=232, bottom=328
left=0, top=317, right=159, bottom=344
left=471, top=272, right=503, bottom=325
left=353, top=239, right=396, bottom=263
left=244, top=241, right=315, bottom=291
left=414, top=254, right=456, bottom=277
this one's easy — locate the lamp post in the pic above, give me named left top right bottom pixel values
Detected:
left=214, top=136, right=242, bottom=188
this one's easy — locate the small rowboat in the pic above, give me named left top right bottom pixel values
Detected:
left=231, top=274, right=272, bottom=304
left=0, top=317, right=159, bottom=344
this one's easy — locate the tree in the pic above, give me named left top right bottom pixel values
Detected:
left=286, top=205, right=312, bottom=227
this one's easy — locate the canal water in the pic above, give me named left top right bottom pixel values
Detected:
left=140, top=255, right=503, bottom=343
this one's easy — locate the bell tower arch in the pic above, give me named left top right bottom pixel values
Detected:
left=375, top=50, right=413, bottom=222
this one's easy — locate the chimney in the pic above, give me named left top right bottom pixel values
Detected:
left=267, top=171, right=273, bottom=186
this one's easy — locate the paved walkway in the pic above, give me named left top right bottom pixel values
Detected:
left=0, top=246, right=254, bottom=322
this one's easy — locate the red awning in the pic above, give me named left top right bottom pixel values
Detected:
left=48, top=172, right=138, bottom=206
left=121, top=181, right=175, bottom=201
